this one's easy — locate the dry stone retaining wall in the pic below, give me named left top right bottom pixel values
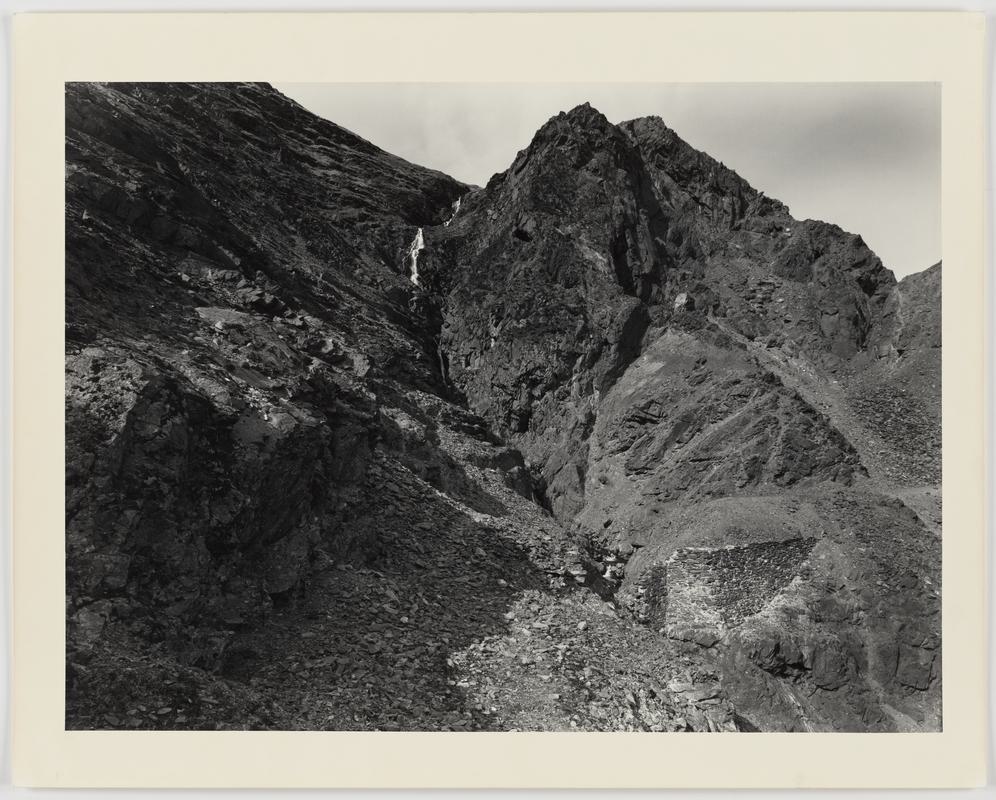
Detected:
left=630, top=537, right=817, bottom=645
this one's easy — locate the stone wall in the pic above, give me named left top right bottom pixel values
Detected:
left=627, top=537, right=817, bottom=646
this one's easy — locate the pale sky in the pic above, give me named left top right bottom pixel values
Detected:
left=274, top=83, right=940, bottom=278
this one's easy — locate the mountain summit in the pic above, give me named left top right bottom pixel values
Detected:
left=65, top=84, right=940, bottom=732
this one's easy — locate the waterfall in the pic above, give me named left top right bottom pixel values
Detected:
left=443, top=197, right=462, bottom=227
left=405, top=227, right=425, bottom=286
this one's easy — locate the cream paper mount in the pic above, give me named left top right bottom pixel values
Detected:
left=11, top=10, right=988, bottom=789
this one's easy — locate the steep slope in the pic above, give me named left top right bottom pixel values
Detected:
left=66, top=85, right=941, bottom=732
left=65, top=81, right=476, bottom=716
left=858, top=262, right=942, bottom=484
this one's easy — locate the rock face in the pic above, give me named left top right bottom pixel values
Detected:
left=66, top=84, right=941, bottom=732
left=430, top=105, right=893, bottom=519
left=66, top=82, right=466, bottom=685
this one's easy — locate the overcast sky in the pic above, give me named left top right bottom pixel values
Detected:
left=274, top=83, right=939, bottom=279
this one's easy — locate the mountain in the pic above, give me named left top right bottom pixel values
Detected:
left=65, top=83, right=941, bottom=732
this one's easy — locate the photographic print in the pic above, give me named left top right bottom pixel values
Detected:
left=64, top=80, right=942, bottom=735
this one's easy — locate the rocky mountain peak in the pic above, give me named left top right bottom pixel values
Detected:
left=65, top=83, right=941, bottom=735
left=495, top=102, right=633, bottom=190
left=557, top=100, right=613, bottom=126
left=433, top=100, right=916, bottom=544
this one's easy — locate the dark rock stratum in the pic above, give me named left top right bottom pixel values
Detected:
left=66, top=83, right=940, bottom=732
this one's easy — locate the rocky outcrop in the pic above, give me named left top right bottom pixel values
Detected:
left=66, top=82, right=467, bottom=687
left=846, top=262, right=942, bottom=486
left=430, top=104, right=895, bottom=523
left=870, top=261, right=942, bottom=356
left=612, top=487, right=940, bottom=731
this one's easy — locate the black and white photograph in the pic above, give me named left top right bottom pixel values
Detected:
left=64, top=80, right=942, bottom=734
